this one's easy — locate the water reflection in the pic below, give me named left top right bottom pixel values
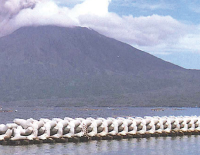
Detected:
left=1, top=135, right=200, bottom=155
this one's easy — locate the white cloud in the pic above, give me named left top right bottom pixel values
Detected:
left=178, top=31, right=200, bottom=53
left=70, top=0, right=111, bottom=17
left=0, top=0, right=199, bottom=55
left=14, top=1, right=77, bottom=27
left=78, top=14, right=187, bottom=47
left=0, top=0, right=79, bottom=36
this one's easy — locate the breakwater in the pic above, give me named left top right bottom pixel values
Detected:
left=0, top=116, right=200, bottom=145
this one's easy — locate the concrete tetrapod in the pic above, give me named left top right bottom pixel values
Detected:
left=0, top=116, right=200, bottom=145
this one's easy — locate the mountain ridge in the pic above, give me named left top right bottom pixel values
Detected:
left=0, top=25, right=200, bottom=107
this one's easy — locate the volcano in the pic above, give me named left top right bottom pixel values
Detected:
left=0, top=25, right=200, bottom=107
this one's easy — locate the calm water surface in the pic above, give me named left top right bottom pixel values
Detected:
left=0, top=106, right=200, bottom=155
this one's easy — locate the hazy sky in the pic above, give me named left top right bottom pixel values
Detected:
left=1, top=0, right=200, bottom=69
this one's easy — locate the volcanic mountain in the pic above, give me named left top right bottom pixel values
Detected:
left=0, top=26, right=200, bottom=107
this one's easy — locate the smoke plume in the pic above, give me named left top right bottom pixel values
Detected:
left=0, top=0, right=188, bottom=49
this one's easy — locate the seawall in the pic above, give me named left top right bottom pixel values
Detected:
left=0, top=116, right=200, bottom=145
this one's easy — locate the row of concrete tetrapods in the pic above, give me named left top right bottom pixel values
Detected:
left=0, top=116, right=200, bottom=145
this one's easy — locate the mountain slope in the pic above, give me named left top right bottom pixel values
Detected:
left=0, top=25, right=200, bottom=107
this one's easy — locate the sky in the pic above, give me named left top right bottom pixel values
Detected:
left=0, top=0, right=200, bottom=69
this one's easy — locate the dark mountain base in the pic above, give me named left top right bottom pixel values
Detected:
left=2, top=88, right=200, bottom=107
